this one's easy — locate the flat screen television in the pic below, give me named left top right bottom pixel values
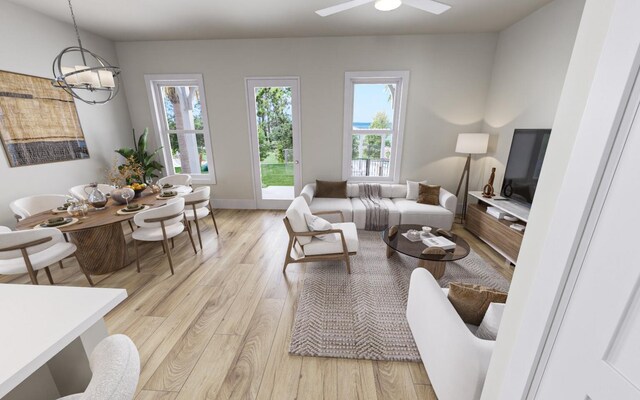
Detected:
left=500, top=129, right=551, bottom=205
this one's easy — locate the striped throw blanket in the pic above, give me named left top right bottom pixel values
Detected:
left=358, top=183, right=389, bottom=231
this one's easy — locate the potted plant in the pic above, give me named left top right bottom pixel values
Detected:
left=115, top=128, right=164, bottom=184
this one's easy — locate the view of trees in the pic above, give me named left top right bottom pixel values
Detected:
left=255, top=87, right=293, bottom=163
left=352, top=111, right=392, bottom=160
left=163, top=86, right=208, bottom=173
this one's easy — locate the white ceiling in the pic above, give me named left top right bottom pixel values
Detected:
left=9, top=0, right=553, bottom=42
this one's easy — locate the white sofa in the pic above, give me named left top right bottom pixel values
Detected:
left=300, top=183, right=457, bottom=230
left=406, top=268, right=495, bottom=400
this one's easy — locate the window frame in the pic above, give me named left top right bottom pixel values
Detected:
left=145, top=73, right=216, bottom=184
left=342, top=71, right=410, bottom=183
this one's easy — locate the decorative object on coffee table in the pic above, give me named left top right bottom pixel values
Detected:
left=455, top=133, right=489, bottom=221
left=482, top=167, right=497, bottom=198
left=382, top=224, right=470, bottom=279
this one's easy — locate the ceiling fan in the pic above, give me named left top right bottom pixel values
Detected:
left=315, top=0, right=451, bottom=16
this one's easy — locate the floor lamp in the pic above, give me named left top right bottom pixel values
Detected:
left=455, top=133, right=489, bottom=222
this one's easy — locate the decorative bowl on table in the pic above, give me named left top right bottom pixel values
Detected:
left=111, top=187, right=136, bottom=205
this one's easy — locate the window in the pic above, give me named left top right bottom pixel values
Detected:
left=146, top=74, right=215, bottom=184
left=342, top=71, right=409, bottom=182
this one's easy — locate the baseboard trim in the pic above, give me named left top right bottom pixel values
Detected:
left=211, top=199, right=256, bottom=209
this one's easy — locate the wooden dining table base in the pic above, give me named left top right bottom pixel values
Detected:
left=68, top=223, right=129, bottom=275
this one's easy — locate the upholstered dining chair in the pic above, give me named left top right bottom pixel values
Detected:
left=0, top=227, right=94, bottom=286
left=282, top=196, right=359, bottom=274
left=183, top=186, right=219, bottom=250
left=69, top=184, right=116, bottom=200
left=158, top=174, right=192, bottom=187
left=57, top=334, right=140, bottom=400
left=9, top=194, right=70, bottom=222
left=132, top=197, right=197, bottom=275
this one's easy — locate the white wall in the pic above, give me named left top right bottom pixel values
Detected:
left=0, top=1, right=132, bottom=227
left=481, top=0, right=615, bottom=398
left=479, top=0, right=586, bottom=187
left=115, top=34, right=498, bottom=204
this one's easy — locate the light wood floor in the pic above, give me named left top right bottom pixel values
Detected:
left=0, top=210, right=512, bottom=399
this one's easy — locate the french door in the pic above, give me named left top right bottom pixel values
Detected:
left=245, top=78, right=302, bottom=209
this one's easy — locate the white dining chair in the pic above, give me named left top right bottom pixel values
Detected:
left=132, top=197, right=197, bottom=275
left=69, top=184, right=116, bottom=200
left=10, top=194, right=70, bottom=222
left=0, top=228, right=94, bottom=286
left=158, top=174, right=192, bottom=187
left=57, top=334, right=140, bottom=400
left=183, top=186, right=219, bottom=250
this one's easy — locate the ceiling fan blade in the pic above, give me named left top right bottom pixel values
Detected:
left=402, top=0, right=451, bottom=14
left=316, top=0, right=376, bottom=17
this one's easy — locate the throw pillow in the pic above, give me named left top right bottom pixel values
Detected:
left=304, top=214, right=339, bottom=242
left=406, top=180, right=428, bottom=200
left=447, top=283, right=508, bottom=325
left=417, top=184, right=440, bottom=205
left=316, top=180, right=347, bottom=198
left=475, top=302, right=506, bottom=340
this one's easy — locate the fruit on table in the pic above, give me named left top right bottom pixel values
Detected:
left=128, top=183, right=147, bottom=191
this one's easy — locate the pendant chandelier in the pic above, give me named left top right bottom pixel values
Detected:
left=51, top=0, right=120, bottom=105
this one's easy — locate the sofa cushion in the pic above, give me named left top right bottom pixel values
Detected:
left=303, top=222, right=359, bottom=256
left=351, top=198, right=400, bottom=230
left=316, top=180, right=347, bottom=198
left=309, top=198, right=353, bottom=223
left=380, top=184, right=407, bottom=199
left=406, top=180, right=428, bottom=200
left=447, top=283, right=508, bottom=325
left=392, top=199, right=454, bottom=229
left=417, top=184, right=440, bottom=205
left=347, top=183, right=360, bottom=198
left=285, top=197, right=313, bottom=245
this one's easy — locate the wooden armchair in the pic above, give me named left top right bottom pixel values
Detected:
left=283, top=197, right=359, bottom=274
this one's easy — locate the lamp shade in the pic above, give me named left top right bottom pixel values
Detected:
left=455, top=133, right=489, bottom=154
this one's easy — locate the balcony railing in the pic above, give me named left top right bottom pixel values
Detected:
left=351, top=158, right=390, bottom=177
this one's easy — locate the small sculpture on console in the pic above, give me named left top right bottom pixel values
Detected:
left=482, top=167, right=496, bottom=198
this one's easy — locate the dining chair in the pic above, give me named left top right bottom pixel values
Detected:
left=57, top=334, right=140, bottom=400
left=158, top=174, right=192, bottom=187
left=132, top=197, right=197, bottom=275
left=183, top=186, right=219, bottom=250
left=69, top=184, right=116, bottom=200
left=10, top=194, right=70, bottom=222
left=0, top=228, right=94, bottom=286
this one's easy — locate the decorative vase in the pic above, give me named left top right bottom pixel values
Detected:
left=84, top=182, right=108, bottom=210
left=482, top=168, right=497, bottom=198
left=111, top=187, right=135, bottom=205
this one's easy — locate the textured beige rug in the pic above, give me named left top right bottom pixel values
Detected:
left=289, top=231, right=511, bottom=362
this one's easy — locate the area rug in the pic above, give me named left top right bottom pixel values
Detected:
left=289, top=231, right=511, bottom=362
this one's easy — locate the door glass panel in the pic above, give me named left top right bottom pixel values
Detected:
left=253, top=86, right=294, bottom=200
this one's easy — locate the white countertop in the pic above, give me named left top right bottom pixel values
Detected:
left=469, top=191, right=531, bottom=222
left=0, top=285, right=127, bottom=398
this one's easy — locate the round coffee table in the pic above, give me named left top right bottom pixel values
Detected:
left=382, top=224, right=470, bottom=279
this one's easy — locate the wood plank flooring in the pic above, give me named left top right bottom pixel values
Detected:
left=0, top=210, right=512, bottom=399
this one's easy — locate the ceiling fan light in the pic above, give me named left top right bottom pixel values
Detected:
left=375, top=0, right=402, bottom=11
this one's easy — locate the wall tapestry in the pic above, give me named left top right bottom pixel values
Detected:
left=0, top=70, right=88, bottom=167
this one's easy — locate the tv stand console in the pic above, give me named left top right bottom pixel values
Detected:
left=464, top=191, right=530, bottom=265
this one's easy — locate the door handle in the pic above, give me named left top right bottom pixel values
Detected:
left=294, top=160, right=300, bottom=164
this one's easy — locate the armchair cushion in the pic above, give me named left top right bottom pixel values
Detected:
left=303, top=222, right=358, bottom=256
left=447, top=283, right=508, bottom=325
left=286, top=197, right=314, bottom=245
left=304, top=214, right=339, bottom=242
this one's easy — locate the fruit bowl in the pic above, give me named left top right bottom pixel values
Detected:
left=129, top=183, right=147, bottom=198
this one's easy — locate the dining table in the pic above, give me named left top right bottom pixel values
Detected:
left=15, top=186, right=192, bottom=277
